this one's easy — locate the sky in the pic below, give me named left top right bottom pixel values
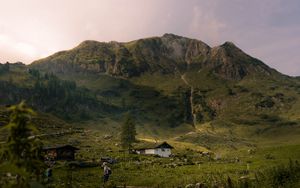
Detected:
left=0, top=0, right=299, bottom=76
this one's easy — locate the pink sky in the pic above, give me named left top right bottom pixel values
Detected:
left=0, top=0, right=299, bottom=76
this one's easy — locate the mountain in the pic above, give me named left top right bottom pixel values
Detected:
left=2, top=35, right=300, bottom=188
left=1, top=34, right=300, bottom=138
left=31, top=33, right=280, bottom=80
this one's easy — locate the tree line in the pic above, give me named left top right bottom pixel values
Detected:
left=0, top=68, right=105, bottom=121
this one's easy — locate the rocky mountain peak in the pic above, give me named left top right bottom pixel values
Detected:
left=162, top=33, right=182, bottom=39
left=207, top=41, right=276, bottom=80
left=76, top=40, right=101, bottom=47
left=222, top=41, right=237, bottom=47
left=31, top=34, right=277, bottom=80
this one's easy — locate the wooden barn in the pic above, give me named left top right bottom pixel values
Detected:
left=135, top=142, right=174, bottom=157
left=43, top=145, right=79, bottom=161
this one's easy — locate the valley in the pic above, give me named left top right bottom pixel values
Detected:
left=1, top=34, right=300, bottom=187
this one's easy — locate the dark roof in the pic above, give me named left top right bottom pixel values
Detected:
left=43, top=145, right=79, bottom=151
left=135, top=141, right=174, bottom=150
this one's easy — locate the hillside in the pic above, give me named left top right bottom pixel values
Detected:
left=31, top=33, right=280, bottom=80
left=0, top=34, right=299, bottom=139
left=0, top=63, right=118, bottom=122
left=1, top=34, right=300, bottom=187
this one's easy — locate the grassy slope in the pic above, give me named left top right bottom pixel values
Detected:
left=51, top=71, right=194, bottom=131
left=0, top=64, right=118, bottom=122
left=26, top=34, right=300, bottom=141
left=1, top=42, right=300, bottom=186
left=2, top=62, right=300, bottom=141
left=41, top=123, right=300, bottom=187
left=4, top=62, right=299, bottom=142
left=1, top=70, right=299, bottom=187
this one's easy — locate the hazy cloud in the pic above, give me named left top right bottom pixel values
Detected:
left=0, top=0, right=299, bottom=76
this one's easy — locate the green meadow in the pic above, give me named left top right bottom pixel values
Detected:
left=41, top=121, right=300, bottom=187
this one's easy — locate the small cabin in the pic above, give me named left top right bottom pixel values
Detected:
left=43, top=145, right=79, bottom=161
left=135, top=142, right=174, bottom=157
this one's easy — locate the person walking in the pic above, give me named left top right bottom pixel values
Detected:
left=45, top=166, right=53, bottom=183
left=102, top=162, right=111, bottom=185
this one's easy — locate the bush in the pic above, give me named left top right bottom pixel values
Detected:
left=256, top=96, right=275, bottom=108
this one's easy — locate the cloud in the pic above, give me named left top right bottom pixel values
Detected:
left=0, top=34, right=40, bottom=63
left=188, top=4, right=226, bottom=45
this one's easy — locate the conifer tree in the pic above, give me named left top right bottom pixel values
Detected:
left=120, top=113, right=137, bottom=151
left=0, top=102, right=45, bottom=187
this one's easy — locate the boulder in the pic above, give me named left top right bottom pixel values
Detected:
left=103, top=134, right=113, bottom=139
left=185, top=184, right=195, bottom=188
left=195, top=182, right=206, bottom=188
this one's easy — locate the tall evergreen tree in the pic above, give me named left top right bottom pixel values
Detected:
left=120, top=113, right=137, bottom=151
left=0, top=102, right=45, bottom=187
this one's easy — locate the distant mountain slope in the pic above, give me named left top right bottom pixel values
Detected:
left=0, top=63, right=190, bottom=128
left=0, top=63, right=117, bottom=121
left=31, top=33, right=280, bottom=80
left=1, top=34, right=299, bottom=137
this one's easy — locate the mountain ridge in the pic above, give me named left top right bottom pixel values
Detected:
left=1, top=34, right=299, bottom=138
left=31, top=33, right=281, bottom=81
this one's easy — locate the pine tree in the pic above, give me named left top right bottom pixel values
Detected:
left=0, top=102, right=45, bottom=187
left=120, top=113, right=137, bottom=151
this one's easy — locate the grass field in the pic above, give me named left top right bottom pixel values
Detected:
left=1, top=63, right=300, bottom=187
left=42, top=121, right=300, bottom=188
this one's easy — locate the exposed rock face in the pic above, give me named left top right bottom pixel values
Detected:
left=207, top=42, right=274, bottom=80
left=31, top=34, right=278, bottom=80
left=161, top=33, right=210, bottom=63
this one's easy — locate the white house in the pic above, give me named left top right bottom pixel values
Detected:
left=135, top=142, right=174, bottom=157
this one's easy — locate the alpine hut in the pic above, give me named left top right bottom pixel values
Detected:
left=135, top=141, right=174, bottom=157
left=43, top=145, right=79, bottom=161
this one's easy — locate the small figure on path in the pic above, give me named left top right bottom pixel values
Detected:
left=102, top=162, right=112, bottom=185
left=45, top=166, right=53, bottom=183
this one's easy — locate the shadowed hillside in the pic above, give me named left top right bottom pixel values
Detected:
left=1, top=34, right=300, bottom=187
left=28, top=34, right=300, bottom=136
left=0, top=34, right=299, bottom=138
